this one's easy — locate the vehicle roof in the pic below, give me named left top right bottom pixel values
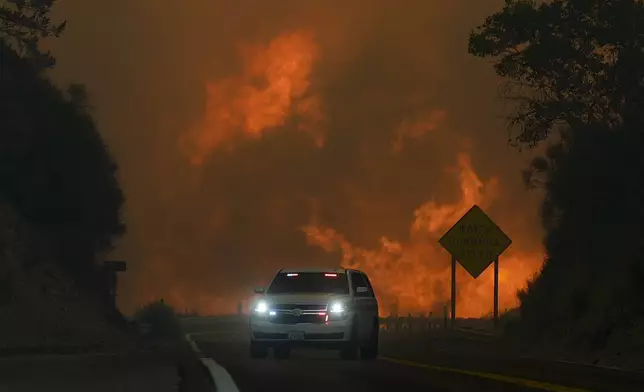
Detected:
left=279, top=267, right=354, bottom=274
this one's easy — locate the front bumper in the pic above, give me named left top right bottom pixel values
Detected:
left=249, top=315, right=353, bottom=348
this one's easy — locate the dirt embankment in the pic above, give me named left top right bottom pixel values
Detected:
left=0, top=201, right=133, bottom=354
left=499, top=309, right=644, bottom=372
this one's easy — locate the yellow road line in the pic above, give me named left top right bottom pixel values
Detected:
left=380, top=357, right=590, bottom=392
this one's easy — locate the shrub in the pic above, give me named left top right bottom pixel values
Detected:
left=133, top=299, right=182, bottom=341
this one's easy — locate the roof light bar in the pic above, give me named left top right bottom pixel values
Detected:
left=325, top=273, right=337, bottom=277
left=286, top=273, right=299, bottom=277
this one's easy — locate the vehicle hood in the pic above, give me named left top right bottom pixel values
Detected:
left=264, top=293, right=349, bottom=305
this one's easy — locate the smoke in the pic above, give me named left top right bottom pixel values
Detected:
left=47, top=0, right=543, bottom=316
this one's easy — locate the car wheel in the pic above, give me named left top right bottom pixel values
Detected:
left=360, top=320, right=379, bottom=360
left=340, top=318, right=359, bottom=360
left=249, top=341, right=268, bottom=359
left=273, top=345, right=291, bottom=359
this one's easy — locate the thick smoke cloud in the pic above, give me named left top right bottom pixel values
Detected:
left=48, top=0, right=543, bottom=315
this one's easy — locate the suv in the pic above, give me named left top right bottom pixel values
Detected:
left=248, top=267, right=379, bottom=360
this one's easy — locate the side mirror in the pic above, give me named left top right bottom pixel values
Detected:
left=253, top=287, right=265, bottom=294
left=356, top=286, right=368, bottom=293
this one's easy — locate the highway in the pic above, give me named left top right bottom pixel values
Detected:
left=186, top=317, right=644, bottom=392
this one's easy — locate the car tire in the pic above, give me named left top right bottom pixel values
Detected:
left=249, top=341, right=268, bottom=359
left=340, top=318, right=359, bottom=360
left=273, top=345, right=291, bottom=360
left=360, top=319, right=379, bottom=360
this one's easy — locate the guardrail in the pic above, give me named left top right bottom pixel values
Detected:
left=378, top=314, right=496, bottom=336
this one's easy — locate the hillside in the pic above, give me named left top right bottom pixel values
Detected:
left=0, top=201, right=132, bottom=354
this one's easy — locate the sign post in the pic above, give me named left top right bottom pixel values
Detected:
left=494, top=256, right=499, bottom=328
left=451, top=255, right=456, bottom=327
left=103, top=260, right=127, bottom=309
left=438, top=205, right=511, bottom=329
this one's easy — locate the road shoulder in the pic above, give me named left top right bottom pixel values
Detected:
left=0, top=340, right=216, bottom=392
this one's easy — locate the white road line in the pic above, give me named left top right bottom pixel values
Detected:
left=185, top=333, right=240, bottom=392
left=189, top=339, right=202, bottom=354
left=201, top=358, right=241, bottom=392
left=185, top=334, right=202, bottom=353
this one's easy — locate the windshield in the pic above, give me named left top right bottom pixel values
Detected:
left=267, top=272, right=349, bottom=294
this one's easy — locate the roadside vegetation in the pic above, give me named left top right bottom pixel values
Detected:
left=0, top=0, right=126, bottom=349
left=134, top=299, right=183, bottom=342
left=469, top=0, right=644, bottom=363
left=1, top=0, right=125, bottom=288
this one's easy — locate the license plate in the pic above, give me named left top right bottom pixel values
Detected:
left=288, top=331, right=304, bottom=340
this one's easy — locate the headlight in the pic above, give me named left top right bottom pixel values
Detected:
left=328, top=301, right=349, bottom=321
left=329, top=301, right=345, bottom=313
left=254, top=300, right=268, bottom=313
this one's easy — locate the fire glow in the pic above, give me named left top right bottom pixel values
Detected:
left=167, top=29, right=544, bottom=318
left=303, top=154, right=544, bottom=318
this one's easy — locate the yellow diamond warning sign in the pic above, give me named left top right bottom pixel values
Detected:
left=438, top=205, right=512, bottom=278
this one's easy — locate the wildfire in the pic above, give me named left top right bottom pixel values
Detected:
left=170, top=29, right=544, bottom=319
left=181, top=30, right=324, bottom=166
left=302, top=154, right=544, bottom=318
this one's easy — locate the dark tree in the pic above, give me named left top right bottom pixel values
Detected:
left=469, top=0, right=644, bottom=349
left=469, top=0, right=644, bottom=147
left=0, top=33, right=125, bottom=282
left=0, top=0, right=66, bottom=69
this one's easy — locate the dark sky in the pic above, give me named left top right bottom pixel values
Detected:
left=47, top=0, right=545, bottom=316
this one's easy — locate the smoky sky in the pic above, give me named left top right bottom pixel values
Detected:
left=47, top=0, right=544, bottom=314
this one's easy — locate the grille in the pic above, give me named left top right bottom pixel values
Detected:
left=270, top=313, right=326, bottom=325
left=271, top=303, right=327, bottom=311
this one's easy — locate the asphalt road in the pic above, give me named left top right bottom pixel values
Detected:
left=0, top=346, right=215, bottom=392
left=188, top=318, right=644, bottom=392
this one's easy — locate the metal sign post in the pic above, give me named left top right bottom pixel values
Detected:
left=451, top=255, right=456, bottom=328
left=494, top=256, right=499, bottom=328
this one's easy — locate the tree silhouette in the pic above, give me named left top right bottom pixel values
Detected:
left=469, top=0, right=644, bottom=349
left=0, top=26, right=125, bottom=284
left=469, top=0, right=644, bottom=147
left=0, top=0, right=66, bottom=69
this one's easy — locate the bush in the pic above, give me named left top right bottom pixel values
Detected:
left=134, top=299, right=182, bottom=341
left=498, top=307, right=521, bottom=338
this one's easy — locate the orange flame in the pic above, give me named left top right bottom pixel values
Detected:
left=181, top=31, right=324, bottom=166
left=303, top=153, right=543, bottom=317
